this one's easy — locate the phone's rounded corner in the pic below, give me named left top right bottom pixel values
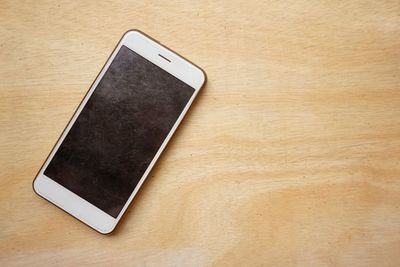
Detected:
left=198, top=67, right=207, bottom=89
left=192, top=66, right=207, bottom=91
left=96, top=222, right=118, bottom=235
left=123, top=29, right=145, bottom=40
left=32, top=175, right=41, bottom=196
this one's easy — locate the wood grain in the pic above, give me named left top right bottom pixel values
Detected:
left=1, top=0, right=400, bottom=266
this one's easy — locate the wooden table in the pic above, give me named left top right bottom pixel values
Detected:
left=1, top=1, right=400, bottom=266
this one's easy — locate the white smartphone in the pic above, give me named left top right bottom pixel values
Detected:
left=33, top=30, right=206, bottom=234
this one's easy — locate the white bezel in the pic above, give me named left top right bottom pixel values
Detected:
left=33, top=30, right=206, bottom=234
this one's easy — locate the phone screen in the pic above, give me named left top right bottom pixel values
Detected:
left=44, top=45, right=194, bottom=218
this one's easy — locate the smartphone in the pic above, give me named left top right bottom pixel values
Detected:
left=33, top=30, right=206, bottom=234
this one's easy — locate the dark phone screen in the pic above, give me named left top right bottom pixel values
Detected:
left=44, top=45, right=194, bottom=218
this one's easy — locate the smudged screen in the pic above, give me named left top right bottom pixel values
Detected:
left=44, top=46, right=194, bottom=218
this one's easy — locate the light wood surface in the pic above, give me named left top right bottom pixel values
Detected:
left=1, top=1, right=400, bottom=266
